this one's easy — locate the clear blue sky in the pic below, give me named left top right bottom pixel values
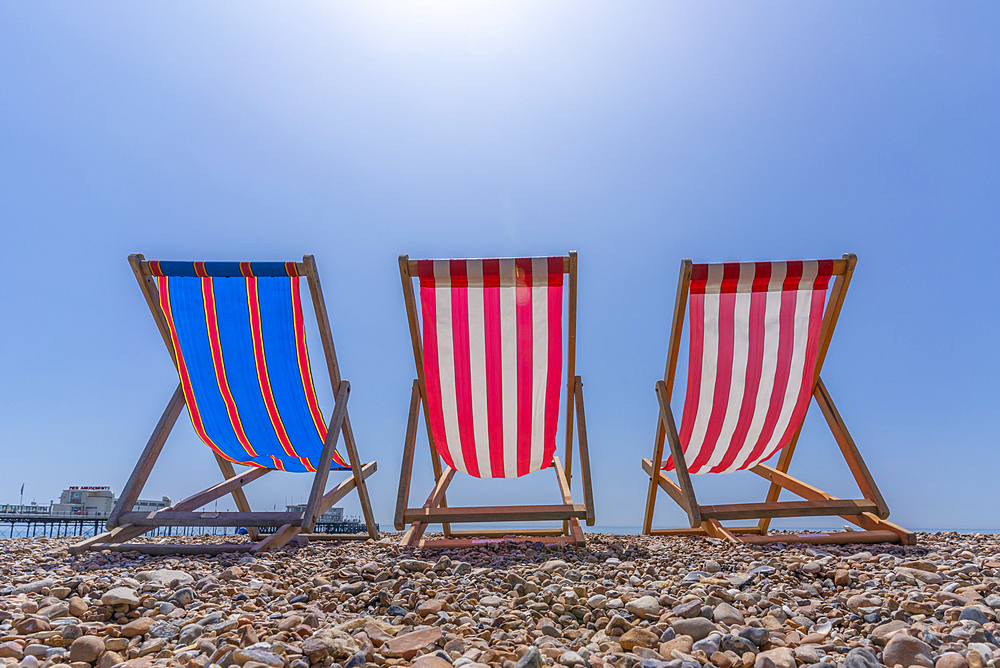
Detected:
left=2, top=3, right=998, bottom=532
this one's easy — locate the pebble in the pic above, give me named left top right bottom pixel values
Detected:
left=845, top=648, right=880, bottom=668
left=672, top=617, right=718, bottom=641
left=0, top=532, right=995, bottom=668
left=883, top=632, right=934, bottom=668
left=68, top=635, right=105, bottom=663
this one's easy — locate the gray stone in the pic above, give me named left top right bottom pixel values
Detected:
left=344, top=651, right=366, bottom=668
left=671, top=618, right=717, bottom=641
left=985, top=594, right=1000, bottom=609
left=12, top=579, right=55, bottom=595
left=148, top=621, right=179, bottom=639
left=179, top=623, right=205, bottom=644
left=738, top=627, right=770, bottom=648
left=967, top=643, right=994, bottom=663
left=169, top=587, right=196, bottom=606
left=720, top=634, right=759, bottom=655
left=515, top=647, right=543, bottom=668
left=691, top=635, right=720, bottom=656
left=845, top=648, right=880, bottom=668
left=713, top=602, right=744, bottom=626
left=341, top=582, right=366, bottom=596
left=101, top=587, right=140, bottom=607
left=626, top=596, right=661, bottom=619
left=959, top=607, right=989, bottom=624
left=673, top=600, right=703, bottom=618
left=682, top=571, right=709, bottom=584
left=135, top=569, right=194, bottom=587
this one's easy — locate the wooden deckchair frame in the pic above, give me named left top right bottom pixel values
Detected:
left=395, top=252, right=595, bottom=549
left=641, top=253, right=915, bottom=545
left=70, top=254, right=378, bottom=555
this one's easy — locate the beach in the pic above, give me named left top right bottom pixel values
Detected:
left=0, top=533, right=997, bottom=668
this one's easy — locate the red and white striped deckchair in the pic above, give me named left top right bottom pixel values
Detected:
left=396, top=252, right=595, bottom=548
left=641, top=254, right=915, bottom=545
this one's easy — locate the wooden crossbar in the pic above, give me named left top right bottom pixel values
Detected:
left=118, top=511, right=303, bottom=526
left=698, top=499, right=878, bottom=521
left=403, top=504, right=587, bottom=525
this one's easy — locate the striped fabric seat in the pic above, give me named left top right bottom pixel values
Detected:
left=665, top=259, right=835, bottom=475
left=150, top=261, right=349, bottom=473
left=416, top=257, right=564, bottom=479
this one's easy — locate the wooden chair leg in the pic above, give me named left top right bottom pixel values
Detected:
left=656, top=381, right=701, bottom=526
left=574, top=377, right=595, bottom=526
left=403, top=467, right=455, bottom=546
left=301, top=381, right=351, bottom=531
left=215, top=456, right=260, bottom=541
left=341, top=415, right=378, bottom=539
left=107, top=384, right=185, bottom=529
left=395, top=381, right=421, bottom=531
left=253, top=524, right=301, bottom=552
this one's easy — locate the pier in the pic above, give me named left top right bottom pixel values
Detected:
left=0, top=512, right=375, bottom=539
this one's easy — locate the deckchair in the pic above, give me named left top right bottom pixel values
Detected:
left=641, top=254, right=915, bottom=545
left=395, top=253, right=595, bottom=548
left=70, top=254, right=377, bottom=555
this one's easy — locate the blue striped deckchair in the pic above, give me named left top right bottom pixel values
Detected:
left=72, top=254, right=377, bottom=555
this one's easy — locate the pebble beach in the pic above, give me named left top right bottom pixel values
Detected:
left=1, top=533, right=998, bottom=668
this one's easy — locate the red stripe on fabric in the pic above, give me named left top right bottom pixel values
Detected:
left=667, top=292, right=705, bottom=470
left=482, top=259, right=505, bottom=477
left=194, top=262, right=208, bottom=278
left=710, top=269, right=770, bottom=473
left=689, top=264, right=709, bottom=294
left=240, top=262, right=253, bottom=278
left=752, top=262, right=771, bottom=292
left=689, top=285, right=738, bottom=473
left=247, top=277, right=298, bottom=458
left=547, top=256, right=565, bottom=287
left=514, top=257, right=533, bottom=477
left=420, top=278, right=455, bottom=471
left=719, top=263, right=740, bottom=294
left=782, top=261, right=803, bottom=291
left=284, top=261, right=297, bottom=277
left=542, top=256, right=563, bottom=469
left=292, top=275, right=325, bottom=439
left=202, top=278, right=258, bottom=458
left=269, top=455, right=286, bottom=472
left=766, top=287, right=828, bottom=460
left=157, top=276, right=244, bottom=466
left=149, top=260, right=163, bottom=277
left=416, top=259, right=436, bottom=284
left=290, top=276, right=348, bottom=466
left=300, top=456, right=316, bottom=472
left=740, top=286, right=798, bottom=466
left=449, top=261, right=479, bottom=477
left=814, top=259, right=833, bottom=290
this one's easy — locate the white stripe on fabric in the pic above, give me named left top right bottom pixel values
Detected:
left=432, top=261, right=465, bottom=474
left=465, top=260, right=492, bottom=478
left=718, top=262, right=786, bottom=474
left=499, top=259, right=519, bottom=478
left=702, top=263, right=755, bottom=472
left=685, top=263, right=724, bottom=470
left=529, top=257, right=549, bottom=473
